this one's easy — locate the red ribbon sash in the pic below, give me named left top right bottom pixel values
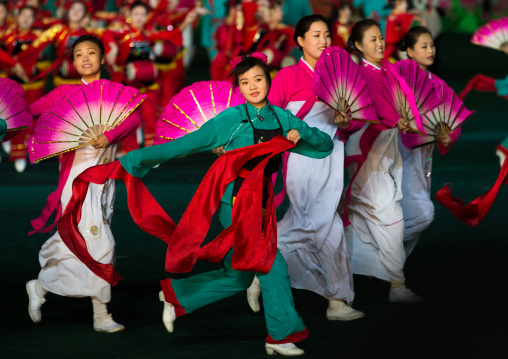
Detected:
left=58, top=136, right=294, bottom=285
left=435, top=158, right=508, bottom=226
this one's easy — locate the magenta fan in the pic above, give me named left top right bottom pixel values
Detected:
left=471, top=17, right=508, bottom=52
left=155, top=81, right=245, bottom=144
left=381, top=61, right=436, bottom=135
left=400, top=82, right=475, bottom=149
left=0, top=78, right=33, bottom=140
left=312, top=46, right=379, bottom=124
left=393, top=59, right=443, bottom=127
left=29, top=80, right=146, bottom=163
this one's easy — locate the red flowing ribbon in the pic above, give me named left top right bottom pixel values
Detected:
left=29, top=151, right=75, bottom=236
left=165, top=135, right=294, bottom=273
left=435, top=158, right=508, bottom=226
left=459, top=74, right=497, bottom=100
left=57, top=160, right=176, bottom=286
left=58, top=136, right=294, bottom=285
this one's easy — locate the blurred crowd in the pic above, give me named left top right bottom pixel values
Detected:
left=0, top=0, right=505, bottom=172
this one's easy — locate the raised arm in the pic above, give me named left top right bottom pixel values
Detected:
left=29, top=85, right=73, bottom=118
left=104, top=110, right=142, bottom=144
left=119, top=115, right=227, bottom=177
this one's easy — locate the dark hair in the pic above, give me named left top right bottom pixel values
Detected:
left=224, top=0, right=241, bottom=12
left=399, top=26, right=432, bottom=53
left=293, top=14, right=329, bottom=51
left=229, top=55, right=272, bottom=90
left=347, top=19, right=382, bottom=52
left=0, top=1, right=9, bottom=12
left=130, top=0, right=149, bottom=12
left=71, top=35, right=105, bottom=61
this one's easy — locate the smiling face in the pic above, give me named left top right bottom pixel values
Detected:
left=238, top=65, right=269, bottom=109
left=355, top=25, right=385, bottom=65
left=72, top=40, right=104, bottom=77
left=17, top=8, right=35, bottom=31
left=407, top=33, right=435, bottom=70
left=129, top=5, right=148, bottom=29
left=297, top=21, right=331, bottom=63
left=68, top=1, right=86, bottom=24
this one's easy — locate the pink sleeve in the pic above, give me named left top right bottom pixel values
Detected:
left=29, top=85, right=72, bottom=118
left=267, top=69, right=288, bottom=108
left=438, top=126, right=461, bottom=155
left=103, top=110, right=141, bottom=144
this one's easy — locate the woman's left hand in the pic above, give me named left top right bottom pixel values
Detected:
left=334, top=111, right=351, bottom=129
left=437, top=133, right=451, bottom=147
left=286, top=129, right=300, bottom=144
left=91, top=134, right=111, bottom=149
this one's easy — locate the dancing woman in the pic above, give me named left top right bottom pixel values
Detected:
left=119, top=53, right=333, bottom=356
left=26, top=35, right=141, bottom=332
left=398, top=26, right=459, bottom=256
left=248, top=14, right=365, bottom=321
left=343, top=19, right=422, bottom=303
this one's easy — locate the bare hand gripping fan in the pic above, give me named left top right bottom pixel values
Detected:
left=312, top=46, right=379, bottom=124
left=400, top=82, right=475, bottom=149
left=29, top=80, right=146, bottom=163
left=471, top=17, right=508, bottom=52
left=154, top=81, right=246, bottom=145
left=0, top=78, right=33, bottom=140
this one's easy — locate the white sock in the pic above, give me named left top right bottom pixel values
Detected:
left=34, top=280, right=48, bottom=298
left=92, top=297, right=108, bottom=319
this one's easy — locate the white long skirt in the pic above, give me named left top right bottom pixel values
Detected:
left=38, top=145, right=117, bottom=303
left=398, top=139, right=435, bottom=257
left=344, top=125, right=406, bottom=283
left=277, top=102, right=354, bottom=303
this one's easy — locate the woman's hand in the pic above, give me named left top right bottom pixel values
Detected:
left=91, top=134, right=111, bottom=149
left=106, top=43, right=119, bottom=66
left=212, top=146, right=225, bottom=156
left=503, top=43, right=508, bottom=55
left=334, top=110, right=351, bottom=129
left=437, top=133, right=451, bottom=147
left=286, top=129, right=300, bottom=144
left=397, top=118, right=411, bottom=133
left=12, top=63, right=29, bottom=83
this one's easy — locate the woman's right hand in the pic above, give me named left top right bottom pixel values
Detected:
left=12, top=63, right=29, bottom=83
left=212, top=146, right=225, bottom=156
left=397, top=118, right=411, bottom=133
left=106, top=43, right=119, bottom=66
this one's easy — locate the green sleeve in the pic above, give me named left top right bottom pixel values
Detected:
left=282, top=110, right=333, bottom=159
left=120, top=117, right=225, bottom=177
left=0, top=118, right=7, bottom=142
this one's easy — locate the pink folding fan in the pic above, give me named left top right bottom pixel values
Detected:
left=29, top=80, right=146, bottom=163
left=0, top=78, right=33, bottom=141
left=471, top=17, right=508, bottom=52
left=154, top=81, right=246, bottom=144
left=400, top=82, right=475, bottom=149
left=312, top=46, right=379, bottom=124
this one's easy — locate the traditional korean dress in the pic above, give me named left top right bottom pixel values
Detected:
left=268, top=58, right=364, bottom=303
left=119, top=101, right=333, bottom=344
left=398, top=72, right=461, bottom=256
left=344, top=60, right=406, bottom=283
left=29, top=79, right=141, bottom=302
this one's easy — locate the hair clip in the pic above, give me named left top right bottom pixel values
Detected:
left=229, top=52, right=269, bottom=69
